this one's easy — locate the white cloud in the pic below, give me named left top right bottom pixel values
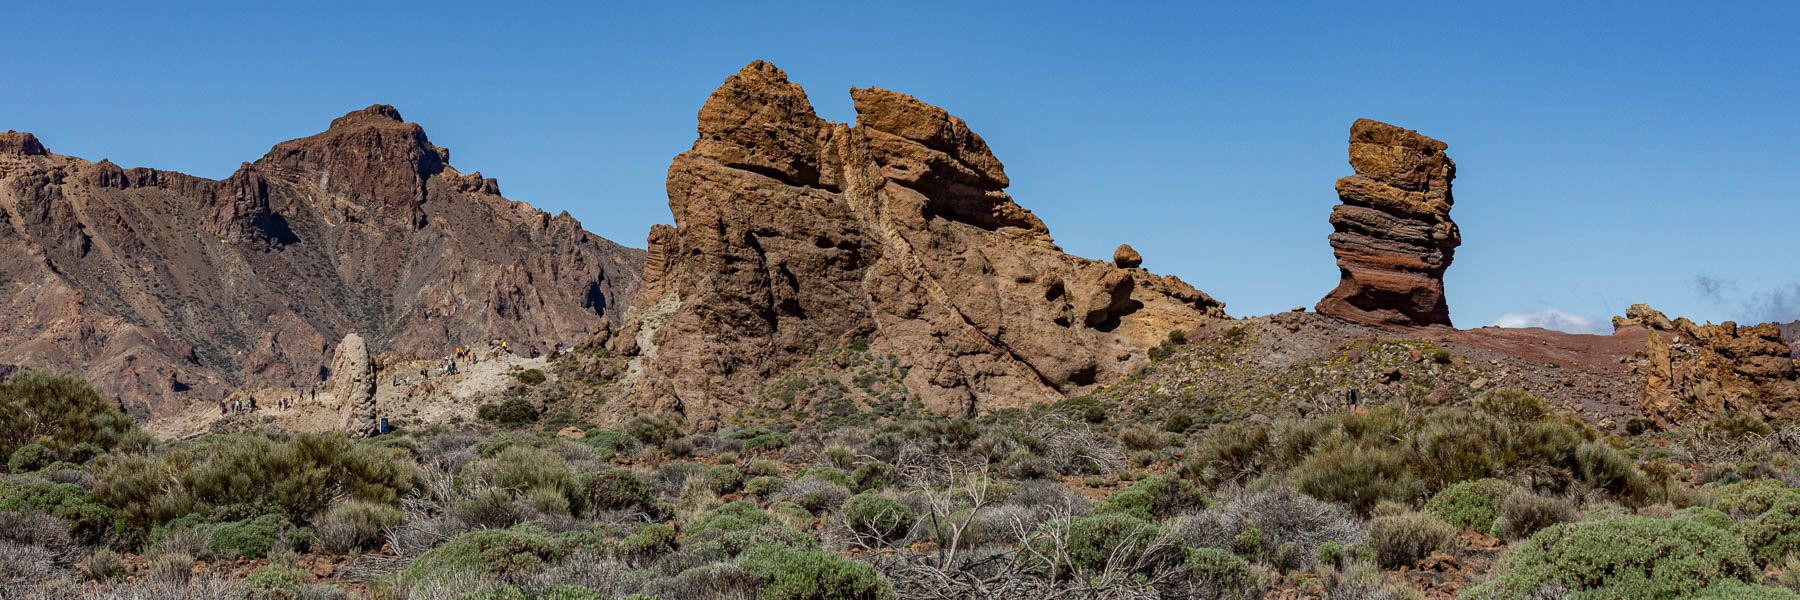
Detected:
left=1490, top=309, right=1610, bottom=335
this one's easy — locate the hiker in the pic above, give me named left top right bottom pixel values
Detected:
left=249, top=396, right=256, bottom=412
left=220, top=401, right=227, bottom=416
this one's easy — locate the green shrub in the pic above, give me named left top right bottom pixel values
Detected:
left=705, top=465, right=744, bottom=495
left=1024, top=513, right=1180, bottom=580
left=511, top=369, right=547, bottom=386
left=1095, top=475, right=1211, bottom=522
left=1469, top=516, right=1757, bottom=599
left=449, top=586, right=613, bottom=600
left=626, top=415, right=682, bottom=446
left=842, top=493, right=916, bottom=542
left=1424, top=478, right=1515, bottom=533
left=0, top=371, right=139, bottom=462
left=8, top=443, right=52, bottom=473
left=1677, top=506, right=1734, bottom=531
left=1491, top=489, right=1577, bottom=541
left=1576, top=441, right=1653, bottom=502
left=1317, top=540, right=1345, bottom=568
left=1417, top=408, right=1509, bottom=483
left=850, top=462, right=893, bottom=492
left=243, top=564, right=306, bottom=599
left=1232, top=524, right=1265, bottom=560
left=404, top=524, right=566, bottom=586
left=738, top=543, right=894, bottom=600
left=314, top=500, right=403, bottom=554
left=477, top=397, right=538, bottom=425
left=208, top=514, right=306, bottom=559
left=618, top=523, right=676, bottom=560
left=579, top=469, right=652, bottom=513
left=744, top=476, right=784, bottom=497
left=96, top=432, right=416, bottom=533
left=1712, top=479, right=1798, bottom=516
left=1185, top=547, right=1253, bottom=596
left=1366, top=511, right=1457, bottom=568
left=796, top=467, right=850, bottom=488
left=1736, top=497, right=1800, bottom=566
left=1293, top=446, right=1423, bottom=515
left=477, top=446, right=578, bottom=511
left=1689, top=581, right=1800, bottom=599
left=735, top=429, right=788, bottom=453
left=1180, top=423, right=1269, bottom=485
left=0, top=478, right=124, bottom=544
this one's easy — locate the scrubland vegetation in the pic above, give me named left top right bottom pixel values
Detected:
left=12, top=361, right=1800, bottom=599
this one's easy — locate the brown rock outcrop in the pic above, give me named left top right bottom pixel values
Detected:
left=1619, top=304, right=1800, bottom=426
left=611, top=61, right=1225, bottom=424
left=1316, top=119, right=1460, bottom=328
left=329, top=333, right=378, bottom=437
left=0, top=106, right=643, bottom=416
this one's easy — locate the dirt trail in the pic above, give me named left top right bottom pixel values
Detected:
left=145, top=344, right=548, bottom=440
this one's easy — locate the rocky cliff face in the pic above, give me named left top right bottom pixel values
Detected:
left=0, top=108, right=642, bottom=417
left=608, top=61, right=1226, bottom=424
left=1316, top=119, right=1460, bottom=328
left=1617, top=305, right=1800, bottom=426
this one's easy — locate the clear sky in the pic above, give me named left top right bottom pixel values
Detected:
left=6, top=2, right=1796, bottom=331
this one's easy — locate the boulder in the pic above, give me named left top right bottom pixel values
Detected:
left=1113, top=244, right=1143, bottom=269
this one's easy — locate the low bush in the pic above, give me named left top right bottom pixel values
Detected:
left=1095, top=475, right=1211, bottom=522
left=206, top=514, right=308, bottom=559
left=842, top=493, right=916, bottom=542
left=1468, top=516, right=1758, bottom=599
left=1024, top=513, right=1181, bottom=580
left=313, top=501, right=403, bottom=554
left=478, top=397, right=538, bottom=425
left=1676, top=505, right=1733, bottom=530
left=727, top=427, right=787, bottom=453
left=1491, top=489, right=1578, bottom=541
left=1366, top=511, right=1457, bottom=568
left=1424, top=478, right=1515, bottom=533
left=626, top=416, right=683, bottom=447
left=579, top=469, right=652, bottom=513
left=738, top=543, right=894, bottom=600
left=1735, top=497, right=1800, bottom=566
left=403, top=524, right=566, bottom=586
left=1576, top=441, right=1654, bottom=503
left=850, top=462, right=894, bottom=492
left=1711, top=479, right=1798, bottom=517
left=1184, top=547, right=1254, bottom=597
left=705, top=465, right=744, bottom=495
left=0, top=479, right=123, bottom=544
left=1293, top=446, right=1423, bottom=515
left=744, top=476, right=784, bottom=497
left=775, top=477, right=851, bottom=514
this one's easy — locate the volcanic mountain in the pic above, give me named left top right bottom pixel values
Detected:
left=0, top=108, right=643, bottom=418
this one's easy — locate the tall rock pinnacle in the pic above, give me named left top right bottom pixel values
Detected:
left=330, top=333, right=378, bottom=437
left=1316, top=119, right=1460, bottom=327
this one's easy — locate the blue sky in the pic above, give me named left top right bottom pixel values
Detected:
left=7, top=2, right=1796, bottom=331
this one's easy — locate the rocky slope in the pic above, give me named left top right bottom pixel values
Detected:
left=0, top=109, right=643, bottom=418
left=607, top=61, right=1226, bottom=424
left=1317, top=119, right=1460, bottom=327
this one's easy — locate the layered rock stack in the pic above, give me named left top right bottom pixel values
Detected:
left=329, top=333, right=379, bottom=437
left=1618, top=304, right=1800, bottom=426
left=1316, top=119, right=1460, bottom=327
left=609, top=61, right=1226, bottom=423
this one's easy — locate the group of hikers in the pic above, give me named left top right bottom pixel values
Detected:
left=218, top=388, right=315, bottom=417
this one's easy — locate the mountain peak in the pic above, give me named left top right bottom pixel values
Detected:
left=328, top=104, right=406, bottom=130
left=1, top=131, right=47, bottom=156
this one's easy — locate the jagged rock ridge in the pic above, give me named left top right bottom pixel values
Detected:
left=1317, top=119, right=1460, bottom=327
left=1617, top=304, right=1800, bottom=426
left=608, top=61, right=1226, bottom=424
left=0, top=107, right=643, bottom=417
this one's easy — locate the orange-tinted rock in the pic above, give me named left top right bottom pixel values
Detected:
left=1316, top=119, right=1460, bottom=327
left=1620, top=305, right=1800, bottom=425
left=611, top=61, right=1226, bottom=424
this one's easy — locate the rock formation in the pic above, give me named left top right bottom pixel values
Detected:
left=0, top=106, right=643, bottom=417
left=1617, top=304, right=1800, bottom=426
left=609, top=61, right=1226, bottom=424
left=329, top=333, right=378, bottom=437
left=1316, top=119, right=1460, bottom=327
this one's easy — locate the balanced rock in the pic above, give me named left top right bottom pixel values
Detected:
left=1113, top=244, right=1143, bottom=269
left=330, top=333, right=378, bottom=437
left=610, top=61, right=1226, bottom=423
left=1316, top=119, right=1460, bottom=327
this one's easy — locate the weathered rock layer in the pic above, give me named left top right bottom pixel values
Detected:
left=1618, top=304, right=1800, bottom=425
left=610, top=61, right=1226, bottom=423
left=1317, top=119, right=1460, bottom=327
left=0, top=107, right=643, bottom=417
